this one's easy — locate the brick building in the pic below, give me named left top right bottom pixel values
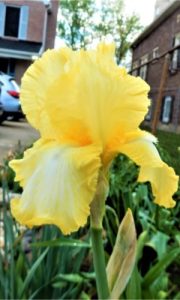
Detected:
left=0, top=0, right=58, bottom=84
left=131, top=0, right=180, bottom=133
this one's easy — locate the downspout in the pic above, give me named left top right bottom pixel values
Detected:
left=39, top=3, right=49, bottom=55
left=174, top=88, right=180, bottom=132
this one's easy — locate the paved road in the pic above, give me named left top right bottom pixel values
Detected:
left=0, top=120, right=39, bottom=162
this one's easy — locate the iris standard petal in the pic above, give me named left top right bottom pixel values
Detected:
left=20, top=43, right=150, bottom=148
left=46, top=47, right=150, bottom=147
left=9, top=140, right=102, bottom=234
left=20, top=47, right=72, bottom=138
left=119, top=136, right=178, bottom=208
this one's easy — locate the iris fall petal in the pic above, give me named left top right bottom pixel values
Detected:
left=10, top=140, right=102, bottom=234
left=119, top=136, right=178, bottom=208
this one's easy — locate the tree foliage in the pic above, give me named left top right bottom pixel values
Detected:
left=58, top=0, right=95, bottom=50
left=58, top=0, right=142, bottom=65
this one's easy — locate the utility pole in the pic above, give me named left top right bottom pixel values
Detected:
left=151, top=54, right=170, bottom=135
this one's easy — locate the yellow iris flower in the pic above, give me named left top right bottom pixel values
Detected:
left=10, top=43, right=178, bottom=234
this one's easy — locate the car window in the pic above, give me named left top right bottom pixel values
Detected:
left=0, top=77, right=10, bottom=88
left=10, top=79, right=20, bottom=92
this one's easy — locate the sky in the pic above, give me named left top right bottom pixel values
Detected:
left=124, top=0, right=156, bottom=26
left=55, top=0, right=157, bottom=48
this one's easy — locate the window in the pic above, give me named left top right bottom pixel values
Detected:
left=0, top=3, right=29, bottom=39
left=0, top=58, right=15, bottom=76
left=139, top=54, right=148, bottom=80
left=152, top=47, right=159, bottom=59
left=161, top=96, right=173, bottom=124
left=132, top=69, right=138, bottom=76
left=5, top=7, right=20, bottom=37
left=139, top=65, right=147, bottom=80
left=171, top=33, right=180, bottom=70
left=177, top=14, right=180, bottom=23
left=145, top=99, right=153, bottom=121
left=131, top=60, right=139, bottom=76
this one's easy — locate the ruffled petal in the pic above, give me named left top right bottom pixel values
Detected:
left=119, top=134, right=178, bottom=208
left=20, top=43, right=150, bottom=148
left=46, top=47, right=150, bottom=147
left=9, top=140, right=102, bottom=234
left=20, top=47, right=72, bottom=138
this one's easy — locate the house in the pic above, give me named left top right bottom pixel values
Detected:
left=0, top=0, right=58, bottom=84
left=131, top=0, right=180, bottom=133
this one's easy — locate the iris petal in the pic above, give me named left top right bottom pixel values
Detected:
left=20, top=44, right=150, bottom=148
left=9, top=140, right=102, bottom=234
left=10, top=43, right=178, bottom=233
left=20, top=48, right=72, bottom=138
left=119, top=135, right=178, bottom=208
left=46, top=51, right=150, bottom=147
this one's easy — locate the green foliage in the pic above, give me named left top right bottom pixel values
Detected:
left=115, top=14, right=142, bottom=64
left=142, top=127, right=180, bottom=175
left=95, top=0, right=142, bottom=64
left=156, top=130, right=180, bottom=175
left=0, top=133, right=179, bottom=299
left=0, top=142, right=30, bottom=192
left=58, top=0, right=95, bottom=50
left=0, top=189, right=94, bottom=299
left=107, top=152, right=180, bottom=300
left=58, top=0, right=142, bottom=64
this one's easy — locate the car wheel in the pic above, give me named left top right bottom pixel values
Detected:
left=0, top=112, right=6, bottom=124
left=12, top=116, right=20, bottom=121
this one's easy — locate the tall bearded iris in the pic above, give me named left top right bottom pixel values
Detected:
left=10, top=43, right=178, bottom=235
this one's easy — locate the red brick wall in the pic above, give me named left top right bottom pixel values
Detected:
left=27, top=1, right=46, bottom=42
left=132, top=8, right=180, bottom=61
left=15, top=60, right=31, bottom=84
left=132, top=7, right=180, bottom=132
left=45, top=0, right=59, bottom=49
left=0, top=0, right=58, bottom=48
left=1, top=0, right=45, bottom=42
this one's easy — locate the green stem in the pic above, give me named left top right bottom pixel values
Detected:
left=155, top=205, right=160, bottom=229
left=91, top=227, right=109, bottom=299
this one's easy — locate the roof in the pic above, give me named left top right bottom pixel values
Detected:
left=131, top=0, right=180, bottom=48
left=0, top=39, right=42, bottom=60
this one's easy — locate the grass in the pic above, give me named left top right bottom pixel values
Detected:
left=142, top=126, right=180, bottom=175
left=156, top=130, right=180, bottom=175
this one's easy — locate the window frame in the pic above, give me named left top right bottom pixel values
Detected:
left=139, top=65, right=147, bottom=80
left=139, top=54, right=148, bottom=80
left=161, top=96, right=174, bottom=124
left=177, top=14, right=180, bottom=23
left=171, top=33, right=180, bottom=70
left=152, top=47, right=159, bottom=59
left=0, top=4, right=29, bottom=40
left=4, top=6, right=21, bottom=38
left=145, top=98, right=153, bottom=121
left=131, top=60, right=139, bottom=76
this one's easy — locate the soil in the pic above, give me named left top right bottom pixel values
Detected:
left=0, top=119, right=39, bottom=162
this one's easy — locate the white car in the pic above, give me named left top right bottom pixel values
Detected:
left=0, top=90, right=3, bottom=119
left=0, top=72, right=23, bottom=123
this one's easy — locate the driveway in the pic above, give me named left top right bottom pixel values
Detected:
left=0, top=120, right=39, bottom=162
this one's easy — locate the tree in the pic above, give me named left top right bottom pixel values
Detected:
left=58, top=0, right=95, bottom=50
left=95, top=0, right=142, bottom=65
left=116, top=14, right=142, bottom=65
left=58, top=0, right=142, bottom=65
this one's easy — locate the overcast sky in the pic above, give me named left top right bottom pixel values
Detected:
left=124, top=0, right=156, bottom=26
left=55, top=0, right=156, bottom=48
